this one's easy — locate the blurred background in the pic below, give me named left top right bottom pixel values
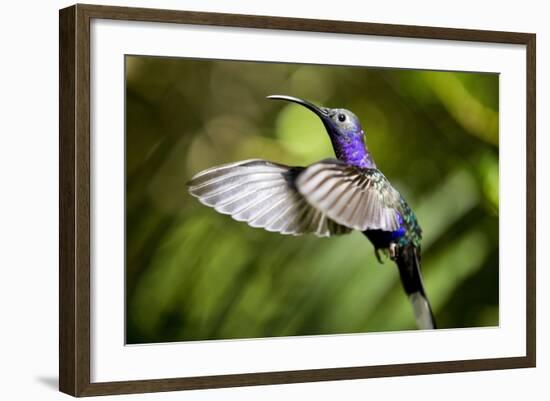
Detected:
left=125, top=55, right=499, bottom=344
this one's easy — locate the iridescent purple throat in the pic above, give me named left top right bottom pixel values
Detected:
left=331, top=132, right=376, bottom=169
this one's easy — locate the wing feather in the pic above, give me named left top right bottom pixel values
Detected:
left=188, top=159, right=351, bottom=237
left=295, top=159, right=402, bottom=231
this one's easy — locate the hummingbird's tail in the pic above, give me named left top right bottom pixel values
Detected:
left=395, top=244, right=436, bottom=330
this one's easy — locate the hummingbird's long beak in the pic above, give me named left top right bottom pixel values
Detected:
left=267, top=95, right=330, bottom=122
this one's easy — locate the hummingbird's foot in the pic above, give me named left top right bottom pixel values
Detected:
left=389, top=243, right=397, bottom=260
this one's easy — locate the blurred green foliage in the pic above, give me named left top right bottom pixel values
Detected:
left=125, top=55, right=499, bottom=344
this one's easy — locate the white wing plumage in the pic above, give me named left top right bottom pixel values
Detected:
left=295, top=160, right=402, bottom=232
left=187, top=159, right=351, bottom=237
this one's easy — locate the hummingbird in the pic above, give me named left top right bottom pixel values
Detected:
left=187, top=95, right=436, bottom=330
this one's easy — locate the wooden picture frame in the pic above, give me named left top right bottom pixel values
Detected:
left=59, top=3, right=536, bottom=397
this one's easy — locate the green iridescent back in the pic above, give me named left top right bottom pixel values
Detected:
left=398, top=197, right=422, bottom=248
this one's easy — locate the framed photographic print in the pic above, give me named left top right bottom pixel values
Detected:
left=59, top=4, right=536, bottom=397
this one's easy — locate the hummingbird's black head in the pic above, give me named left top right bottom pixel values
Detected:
left=267, top=95, right=373, bottom=168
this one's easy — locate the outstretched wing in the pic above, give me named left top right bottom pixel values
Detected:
left=187, top=159, right=351, bottom=237
left=295, top=159, right=402, bottom=232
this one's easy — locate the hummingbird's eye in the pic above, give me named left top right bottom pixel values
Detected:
left=338, top=113, right=346, bottom=122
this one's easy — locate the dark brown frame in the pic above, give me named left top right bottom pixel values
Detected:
left=59, top=3, right=536, bottom=397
